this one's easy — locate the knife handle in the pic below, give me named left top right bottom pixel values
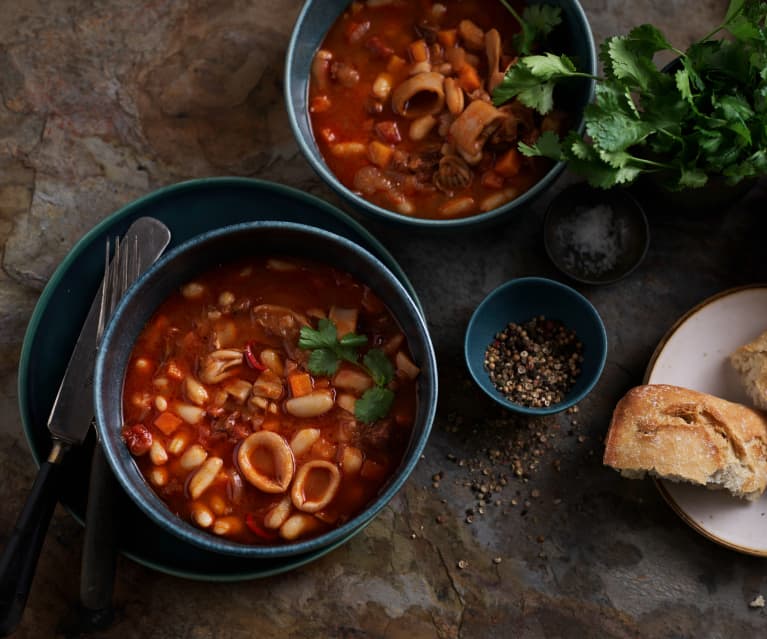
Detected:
left=0, top=451, right=64, bottom=637
left=79, top=444, right=119, bottom=626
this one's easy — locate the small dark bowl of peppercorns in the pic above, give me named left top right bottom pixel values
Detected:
left=464, top=277, right=607, bottom=415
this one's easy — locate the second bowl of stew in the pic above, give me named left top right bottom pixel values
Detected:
left=285, top=0, right=596, bottom=229
left=94, top=221, right=438, bottom=557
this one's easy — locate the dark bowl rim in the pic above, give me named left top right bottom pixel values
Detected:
left=94, top=220, right=439, bottom=558
left=463, top=275, right=607, bottom=415
left=542, top=183, right=651, bottom=286
left=284, top=0, right=598, bottom=229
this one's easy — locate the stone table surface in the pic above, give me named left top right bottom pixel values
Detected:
left=1, top=0, right=766, bottom=637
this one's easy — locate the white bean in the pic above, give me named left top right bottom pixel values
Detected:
left=191, top=503, right=214, bottom=528
left=179, top=444, right=208, bottom=470
left=409, top=114, right=437, bottom=141
left=395, top=351, right=421, bottom=380
left=264, top=496, right=292, bottom=530
left=333, top=368, right=373, bottom=393
left=480, top=188, right=518, bottom=212
left=259, top=349, right=284, bottom=376
left=218, top=291, right=235, bottom=307
left=173, top=402, right=205, bottom=424
left=223, top=378, right=253, bottom=403
left=149, top=466, right=168, bottom=487
left=336, top=393, right=357, bottom=415
left=290, top=428, right=321, bottom=457
left=330, top=142, right=367, bottom=157
left=154, top=395, right=168, bottom=412
left=212, top=516, right=243, bottom=536
left=167, top=431, right=191, bottom=455
left=189, top=457, right=223, bottom=499
left=372, top=72, right=393, bottom=100
left=445, top=77, right=465, bottom=115
left=181, top=282, right=206, bottom=300
left=134, top=358, right=152, bottom=372
left=209, top=494, right=230, bottom=516
left=285, top=391, right=334, bottom=418
left=184, top=377, right=209, bottom=406
left=279, top=513, right=321, bottom=541
left=149, top=440, right=168, bottom=466
left=439, top=196, right=475, bottom=217
left=342, top=446, right=364, bottom=475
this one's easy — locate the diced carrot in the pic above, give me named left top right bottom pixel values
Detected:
left=310, top=95, right=331, bottom=113
left=408, top=39, right=430, bottom=63
left=481, top=170, right=505, bottom=189
left=437, top=29, right=457, bottom=48
left=154, top=411, right=183, bottom=435
left=368, top=141, right=394, bottom=168
left=386, top=54, right=406, bottom=73
left=166, top=361, right=184, bottom=380
left=458, top=65, right=481, bottom=92
left=494, top=148, right=523, bottom=178
left=288, top=372, right=313, bottom=398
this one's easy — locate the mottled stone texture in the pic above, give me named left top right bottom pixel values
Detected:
left=1, top=1, right=766, bottom=638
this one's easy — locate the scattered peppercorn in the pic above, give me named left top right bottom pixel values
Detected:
left=484, top=316, right=583, bottom=407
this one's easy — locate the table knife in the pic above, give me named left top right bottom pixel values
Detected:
left=0, top=216, right=170, bottom=637
left=79, top=218, right=170, bottom=628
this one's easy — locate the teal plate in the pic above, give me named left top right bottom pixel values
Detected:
left=18, top=177, right=423, bottom=581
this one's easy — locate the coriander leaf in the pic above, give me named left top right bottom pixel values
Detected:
left=517, top=82, right=556, bottom=113
left=678, top=167, right=709, bottom=188
left=523, top=4, right=562, bottom=38
left=307, top=348, right=340, bottom=376
left=675, top=68, right=693, bottom=102
left=604, top=34, right=665, bottom=90
left=362, top=349, right=394, bottom=387
left=355, top=387, right=395, bottom=423
left=523, top=53, right=577, bottom=79
left=518, top=130, right=562, bottom=159
left=339, top=332, right=367, bottom=348
left=584, top=103, right=655, bottom=152
left=725, top=0, right=746, bottom=23
left=299, top=318, right=337, bottom=350
left=625, top=24, right=674, bottom=57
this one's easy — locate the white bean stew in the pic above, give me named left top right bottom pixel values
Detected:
left=121, top=256, right=420, bottom=544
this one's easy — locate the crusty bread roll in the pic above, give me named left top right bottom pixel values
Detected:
left=603, top=384, right=767, bottom=500
left=730, top=330, right=767, bottom=410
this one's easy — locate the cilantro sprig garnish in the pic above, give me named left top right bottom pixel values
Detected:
left=299, top=318, right=395, bottom=423
left=492, top=0, right=767, bottom=190
left=499, top=0, right=562, bottom=56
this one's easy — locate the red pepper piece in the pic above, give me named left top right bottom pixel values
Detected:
left=244, top=342, right=267, bottom=370
left=245, top=513, right=278, bottom=540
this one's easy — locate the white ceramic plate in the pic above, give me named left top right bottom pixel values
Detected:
left=644, top=285, right=767, bottom=556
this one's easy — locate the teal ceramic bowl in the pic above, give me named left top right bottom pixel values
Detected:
left=464, top=277, right=607, bottom=414
left=285, top=0, right=597, bottom=230
left=94, top=221, right=438, bottom=558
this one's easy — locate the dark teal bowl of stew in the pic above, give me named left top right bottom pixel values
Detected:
left=94, top=221, right=438, bottom=558
left=285, top=0, right=596, bottom=229
left=464, top=276, right=607, bottom=414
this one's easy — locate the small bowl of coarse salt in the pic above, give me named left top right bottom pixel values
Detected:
left=543, top=183, right=649, bottom=285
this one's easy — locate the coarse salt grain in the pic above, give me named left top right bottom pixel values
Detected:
left=555, top=203, right=628, bottom=277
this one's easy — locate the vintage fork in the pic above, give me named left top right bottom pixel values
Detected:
left=79, top=232, right=139, bottom=626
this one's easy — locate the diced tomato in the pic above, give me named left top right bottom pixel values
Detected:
left=288, top=372, right=314, bottom=398
left=494, top=148, right=523, bottom=178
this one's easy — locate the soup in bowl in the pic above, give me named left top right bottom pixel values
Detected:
left=94, top=222, right=438, bottom=557
left=286, top=0, right=596, bottom=227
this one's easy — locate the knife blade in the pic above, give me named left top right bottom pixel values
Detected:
left=0, top=216, right=171, bottom=637
left=79, top=218, right=170, bottom=627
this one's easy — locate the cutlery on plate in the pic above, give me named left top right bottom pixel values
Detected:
left=78, top=217, right=170, bottom=629
left=0, top=217, right=170, bottom=636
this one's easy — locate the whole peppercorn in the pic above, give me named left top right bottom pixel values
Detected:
left=483, top=316, right=583, bottom=407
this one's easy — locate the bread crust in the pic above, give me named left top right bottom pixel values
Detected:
left=603, top=384, right=767, bottom=499
left=730, top=330, right=767, bottom=410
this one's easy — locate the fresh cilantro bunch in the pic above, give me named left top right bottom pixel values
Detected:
left=298, top=318, right=395, bottom=423
left=493, top=0, right=767, bottom=190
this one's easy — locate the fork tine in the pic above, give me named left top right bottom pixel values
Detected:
left=108, top=237, right=122, bottom=319
left=96, top=237, right=112, bottom=341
